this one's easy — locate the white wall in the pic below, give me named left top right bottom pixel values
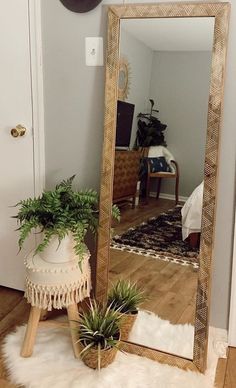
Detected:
left=210, top=1, right=236, bottom=330
left=150, top=51, right=212, bottom=197
left=41, top=0, right=108, bottom=190
left=41, top=0, right=236, bottom=330
left=120, top=28, right=153, bottom=148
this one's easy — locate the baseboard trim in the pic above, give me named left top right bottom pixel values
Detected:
left=211, top=327, right=228, bottom=359
left=149, top=191, right=188, bottom=203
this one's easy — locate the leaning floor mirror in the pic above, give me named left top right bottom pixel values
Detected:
left=96, top=2, right=230, bottom=373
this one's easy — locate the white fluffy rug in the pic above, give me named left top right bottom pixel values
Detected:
left=2, top=313, right=226, bottom=388
left=130, top=310, right=194, bottom=359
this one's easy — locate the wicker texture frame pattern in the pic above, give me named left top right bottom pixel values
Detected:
left=96, top=2, right=230, bottom=373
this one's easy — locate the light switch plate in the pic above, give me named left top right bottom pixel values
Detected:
left=85, top=37, right=104, bottom=66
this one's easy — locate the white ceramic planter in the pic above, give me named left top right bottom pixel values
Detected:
left=39, top=233, right=75, bottom=264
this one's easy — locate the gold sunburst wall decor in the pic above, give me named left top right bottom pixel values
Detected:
left=118, top=57, right=131, bottom=101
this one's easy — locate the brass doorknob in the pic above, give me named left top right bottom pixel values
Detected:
left=11, top=124, right=26, bottom=138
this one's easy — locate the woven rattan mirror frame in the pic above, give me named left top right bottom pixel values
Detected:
left=95, top=2, right=230, bottom=373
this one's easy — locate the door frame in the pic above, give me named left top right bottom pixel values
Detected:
left=229, top=207, right=236, bottom=346
left=28, top=0, right=45, bottom=195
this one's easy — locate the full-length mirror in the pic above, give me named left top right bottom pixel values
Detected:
left=96, top=3, right=230, bottom=373
left=109, top=16, right=215, bottom=361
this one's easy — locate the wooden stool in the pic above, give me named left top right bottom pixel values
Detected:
left=21, top=303, right=79, bottom=358
left=21, top=251, right=91, bottom=358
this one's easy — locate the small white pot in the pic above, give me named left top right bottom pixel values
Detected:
left=39, top=233, right=75, bottom=264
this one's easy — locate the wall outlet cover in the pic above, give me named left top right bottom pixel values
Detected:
left=85, top=37, right=104, bottom=66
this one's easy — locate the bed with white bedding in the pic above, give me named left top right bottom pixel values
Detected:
left=181, top=182, right=204, bottom=242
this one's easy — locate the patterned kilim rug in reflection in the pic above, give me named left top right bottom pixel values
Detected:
left=111, top=205, right=199, bottom=269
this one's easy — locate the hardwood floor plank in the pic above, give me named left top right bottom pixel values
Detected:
left=0, top=297, right=29, bottom=384
left=0, top=378, right=16, bottom=388
left=110, top=251, right=198, bottom=324
left=214, top=357, right=228, bottom=388
left=0, top=287, right=24, bottom=321
left=0, top=298, right=29, bottom=340
left=0, top=289, right=27, bottom=387
left=176, top=296, right=196, bottom=324
left=157, top=264, right=187, bottom=291
left=113, top=198, right=177, bottom=234
left=224, top=347, right=236, bottom=388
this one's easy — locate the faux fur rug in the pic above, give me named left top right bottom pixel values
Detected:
left=111, top=206, right=199, bottom=269
left=2, top=312, right=226, bottom=388
left=130, top=310, right=194, bottom=359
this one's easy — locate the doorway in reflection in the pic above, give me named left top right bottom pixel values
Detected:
left=109, top=17, right=215, bottom=358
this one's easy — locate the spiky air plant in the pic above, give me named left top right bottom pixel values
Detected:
left=108, top=279, right=145, bottom=314
left=77, top=300, right=123, bottom=369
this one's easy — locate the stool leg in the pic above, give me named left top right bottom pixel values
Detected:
left=67, top=303, right=80, bottom=359
left=79, top=297, right=89, bottom=313
left=40, top=309, right=48, bottom=321
left=21, top=306, right=41, bottom=357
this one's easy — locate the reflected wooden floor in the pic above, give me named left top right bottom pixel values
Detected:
left=110, top=249, right=198, bottom=325
left=113, top=197, right=177, bottom=235
left=110, top=198, right=198, bottom=325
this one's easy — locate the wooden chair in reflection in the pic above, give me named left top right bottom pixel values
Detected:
left=141, top=146, right=179, bottom=205
left=113, top=149, right=141, bottom=208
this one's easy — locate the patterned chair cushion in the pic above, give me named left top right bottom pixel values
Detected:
left=141, top=156, right=172, bottom=177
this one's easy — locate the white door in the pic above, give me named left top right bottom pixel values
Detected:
left=0, top=0, right=36, bottom=290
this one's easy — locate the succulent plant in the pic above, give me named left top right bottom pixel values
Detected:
left=108, top=279, right=145, bottom=314
left=77, top=299, right=122, bottom=368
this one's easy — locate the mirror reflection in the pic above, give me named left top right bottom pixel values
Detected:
left=109, top=17, right=214, bottom=358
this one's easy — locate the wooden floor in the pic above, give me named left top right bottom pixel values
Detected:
left=0, top=198, right=235, bottom=386
left=110, top=198, right=198, bottom=325
left=0, top=287, right=236, bottom=388
left=215, top=347, right=236, bottom=388
left=0, top=288, right=235, bottom=387
left=110, top=250, right=198, bottom=325
left=0, top=287, right=30, bottom=387
left=112, top=197, right=178, bottom=235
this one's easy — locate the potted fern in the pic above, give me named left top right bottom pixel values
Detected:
left=15, top=175, right=120, bottom=265
left=108, top=279, right=145, bottom=341
left=77, top=300, right=122, bottom=369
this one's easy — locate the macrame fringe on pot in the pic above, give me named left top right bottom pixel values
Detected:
left=24, top=250, right=91, bottom=310
left=24, top=277, right=91, bottom=310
